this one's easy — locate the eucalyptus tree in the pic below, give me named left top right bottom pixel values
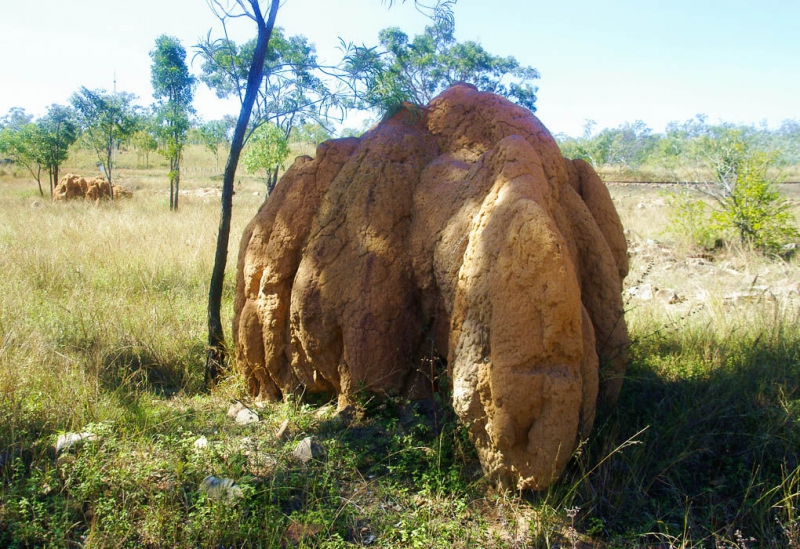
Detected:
left=38, top=104, right=78, bottom=194
left=290, top=121, right=332, bottom=147
left=0, top=122, right=46, bottom=196
left=242, top=121, right=289, bottom=192
left=0, top=105, right=77, bottom=196
left=202, top=0, right=458, bottom=385
left=71, top=87, right=139, bottom=198
left=204, top=0, right=280, bottom=385
left=196, top=118, right=232, bottom=170
left=342, top=0, right=539, bottom=114
left=0, top=107, right=33, bottom=131
left=196, top=26, right=341, bottom=146
left=151, top=35, right=196, bottom=211
left=131, top=126, right=158, bottom=169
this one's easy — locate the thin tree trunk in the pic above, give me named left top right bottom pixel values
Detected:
left=205, top=0, right=280, bottom=386
left=174, top=157, right=180, bottom=211
left=169, top=158, right=174, bottom=210
left=107, top=132, right=115, bottom=201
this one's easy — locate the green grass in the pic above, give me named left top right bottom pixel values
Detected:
left=569, top=312, right=800, bottom=546
left=1, top=147, right=799, bottom=547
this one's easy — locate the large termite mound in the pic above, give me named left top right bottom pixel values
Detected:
left=234, top=84, right=629, bottom=490
left=53, top=173, right=132, bottom=201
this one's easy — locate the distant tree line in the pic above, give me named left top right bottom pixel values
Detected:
left=556, top=116, right=800, bottom=178
left=559, top=117, right=800, bottom=254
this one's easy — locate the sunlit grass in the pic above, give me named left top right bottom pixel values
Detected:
left=0, top=149, right=799, bottom=547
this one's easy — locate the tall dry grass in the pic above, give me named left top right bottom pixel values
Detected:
left=0, top=160, right=264, bottom=459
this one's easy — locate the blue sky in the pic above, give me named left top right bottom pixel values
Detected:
left=1, top=0, right=797, bottom=136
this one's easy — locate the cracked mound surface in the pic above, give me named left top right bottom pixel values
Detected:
left=234, top=84, right=629, bottom=490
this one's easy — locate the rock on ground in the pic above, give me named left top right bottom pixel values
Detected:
left=234, top=408, right=260, bottom=426
left=227, top=401, right=247, bottom=418
left=233, top=84, right=630, bottom=490
left=55, top=432, right=98, bottom=454
left=292, top=437, right=326, bottom=464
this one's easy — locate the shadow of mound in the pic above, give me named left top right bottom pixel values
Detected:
left=554, top=323, right=800, bottom=545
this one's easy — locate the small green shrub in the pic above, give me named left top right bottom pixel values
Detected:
left=667, top=189, right=720, bottom=250
left=709, top=150, right=799, bottom=252
left=669, top=131, right=799, bottom=254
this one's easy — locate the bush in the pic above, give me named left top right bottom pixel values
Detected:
left=709, top=149, right=798, bottom=252
left=669, top=131, right=798, bottom=254
left=667, top=190, right=720, bottom=250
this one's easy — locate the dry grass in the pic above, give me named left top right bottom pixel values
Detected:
left=0, top=150, right=799, bottom=548
left=0, top=147, right=265, bottom=450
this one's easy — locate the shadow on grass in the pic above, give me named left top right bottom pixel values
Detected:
left=97, top=340, right=206, bottom=398
left=555, top=323, right=800, bottom=545
left=5, top=316, right=797, bottom=547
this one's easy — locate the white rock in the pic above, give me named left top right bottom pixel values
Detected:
left=293, top=436, right=326, bottom=463
left=235, top=408, right=260, bottom=425
left=626, top=284, right=654, bottom=301
left=193, top=436, right=208, bottom=450
left=637, top=284, right=654, bottom=301
left=55, top=432, right=97, bottom=454
left=227, top=402, right=246, bottom=418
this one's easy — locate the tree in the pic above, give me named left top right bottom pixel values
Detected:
left=290, top=121, right=332, bottom=146
left=131, top=127, right=158, bottom=169
left=204, top=0, right=280, bottom=385
left=243, top=121, right=290, bottom=193
left=698, top=130, right=798, bottom=251
left=0, top=107, right=33, bottom=131
left=342, top=1, right=538, bottom=114
left=71, top=87, right=138, bottom=198
left=556, top=119, right=656, bottom=169
left=0, top=105, right=77, bottom=197
left=151, top=35, right=196, bottom=211
left=38, top=104, right=78, bottom=195
left=196, top=118, right=232, bottom=170
left=196, top=26, right=342, bottom=147
left=0, top=122, right=46, bottom=196
left=203, top=0, right=456, bottom=386
left=773, top=119, right=800, bottom=165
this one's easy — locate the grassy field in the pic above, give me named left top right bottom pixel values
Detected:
left=1, top=145, right=799, bottom=548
